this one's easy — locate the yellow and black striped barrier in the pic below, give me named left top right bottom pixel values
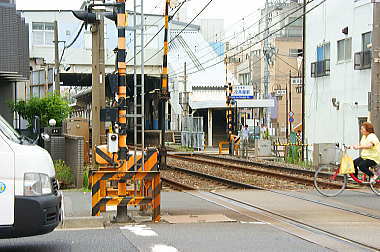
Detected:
left=91, top=149, right=161, bottom=222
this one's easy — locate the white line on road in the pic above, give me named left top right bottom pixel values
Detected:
left=120, top=225, right=158, bottom=237
left=151, top=244, right=178, bottom=252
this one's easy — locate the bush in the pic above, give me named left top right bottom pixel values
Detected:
left=54, top=160, right=74, bottom=187
left=83, top=165, right=91, bottom=189
left=10, top=94, right=71, bottom=128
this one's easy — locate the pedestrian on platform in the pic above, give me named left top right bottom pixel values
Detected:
left=241, top=125, right=249, bottom=158
left=350, top=122, right=380, bottom=183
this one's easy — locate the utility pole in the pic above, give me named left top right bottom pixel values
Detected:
left=54, top=20, right=60, bottom=94
left=371, top=1, right=380, bottom=133
left=263, top=0, right=271, bottom=130
left=286, top=82, right=289, bottom=141
left=289, top=70, right=292, bottom=132
left=91, top=14, right=106, bottom=162
left=183, top=62, right=189, bottom=116
left=301, top=0, right=306, bottom=160
left=160, top=0, right=170, bottom=170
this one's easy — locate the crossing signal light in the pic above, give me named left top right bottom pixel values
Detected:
left=72, top=10, right=97, bottom=26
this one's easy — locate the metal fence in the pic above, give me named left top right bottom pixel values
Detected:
left=181, top=116, right=204, bottom=150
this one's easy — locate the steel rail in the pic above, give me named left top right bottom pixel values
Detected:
left=166, top=165, right=262, bottom=190
left=207, top=191, right=380, bottom=251
left=168, top=154, right=350, bottom=189
left=161, top=177, right=197, bottom=191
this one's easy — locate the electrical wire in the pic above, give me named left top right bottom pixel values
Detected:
left=175, top=1, right=309, bottom=76
left=174, top=0, right=324, bottom=78
left=144, top=0, right=215, bottom=64
left=126, top=0, right=186, bottom=64
left=275, top=54, right=299, bottom=72
left=59, top=22, right=85, bottom=64
left=193, top=4, right=301, bottom=63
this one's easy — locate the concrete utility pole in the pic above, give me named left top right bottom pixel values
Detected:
left=371, top=1, right=380, bottom=133
left=54, top=20, right=60, bottom=94
left=91, top=15, right=106, bottom=161
left=301, top=0, right=306, bottom=160
left=263, top=0, right=272, bottom=129
left=183, top=62, right=189, bottom=116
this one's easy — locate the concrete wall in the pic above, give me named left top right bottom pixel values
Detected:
left=305, top=0, right=372, bottom=157
left=64, top=134, right=84, bottom=188
left=20, top=10, right=165, bottom=70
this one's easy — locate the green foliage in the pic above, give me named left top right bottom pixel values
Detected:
left=54, top=160, right=74, bottom=186
left=285, top=145, right=302, bottom=164
left=10, top=94, right=71, bottom=128
left=83, top=165, right=92, bottom=189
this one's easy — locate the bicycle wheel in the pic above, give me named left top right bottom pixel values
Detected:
left=370, top=180, right=380, bottom=196
left=314, top=165, right=347, bottom=197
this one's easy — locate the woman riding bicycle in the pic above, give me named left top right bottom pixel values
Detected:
left=350, top=122, right=380, bottom=183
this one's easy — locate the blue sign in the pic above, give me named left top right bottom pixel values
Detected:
left=232, top=85, right=254, bottom=99
left=0, top=182, right=6, bottom=194
left=289, top=117, right=294, bottom=123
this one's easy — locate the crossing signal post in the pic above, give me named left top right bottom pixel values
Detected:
left=74, top=1, right=160, bottom=223
left=226, top=82, right=234, bottom=155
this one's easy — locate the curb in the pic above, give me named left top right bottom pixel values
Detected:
left=59, top=216, right=105, bottom=229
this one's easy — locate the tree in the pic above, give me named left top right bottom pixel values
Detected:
left=10, top=94, right=72, bottom=128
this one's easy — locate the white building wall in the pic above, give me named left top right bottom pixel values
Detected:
left=20, top=10, right=164, bottom=70
left=305, top=0, right=372, bottom=157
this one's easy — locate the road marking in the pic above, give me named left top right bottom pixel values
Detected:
left=240, top=221, right=266, bottom=224
left=151, top=244, right=178, bottom=252
left=55, top=227, right=105, bottom=231
left=120, top=225, right=158, bottom=237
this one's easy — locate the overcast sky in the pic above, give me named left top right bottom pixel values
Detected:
left=16, top=0, right=266, bottom=35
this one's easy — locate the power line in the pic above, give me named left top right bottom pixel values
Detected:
left=174, top=0, right=321, bottom=77
left=177, top=1, right=307, bottom=76
left=191, top=4, right=301, bottom=67
left=126, top=0, right=186, bottom=64
left=59, top=22, right=85, bottom=64
left=144, top=0, right=215, bottom=64
left=275, top=54, right=299, bottom=72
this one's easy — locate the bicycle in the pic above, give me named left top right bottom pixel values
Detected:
left=314, top=144, right=380, bottom=197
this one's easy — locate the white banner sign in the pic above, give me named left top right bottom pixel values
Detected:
left=232, top=85, right=254, bottom=99
left=275, top=90, right=287, bottom=96
left=291, top=77, right=302, bottom=85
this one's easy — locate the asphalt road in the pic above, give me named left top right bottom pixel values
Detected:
left=0, top=228, right=138, bottom=252
left=0, top=222, right=330, bottom=252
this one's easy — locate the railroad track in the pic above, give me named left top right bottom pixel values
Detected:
left=161, top=166, right=260, bottom=191
left=167, top=153, right=351, bottom=189
left=192, top=191, right=380, bottom=251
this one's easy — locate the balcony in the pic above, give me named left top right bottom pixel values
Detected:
left=354, top=51, right=371, bottom=70
left=311, top=59, right=330, bottom=78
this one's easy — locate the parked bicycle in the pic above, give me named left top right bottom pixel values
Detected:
left=314, top=144, right=380, bottom=197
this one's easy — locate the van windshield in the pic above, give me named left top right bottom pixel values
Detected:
left=0, top=115, right=22, bottom=143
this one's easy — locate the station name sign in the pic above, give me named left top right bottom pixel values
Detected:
left=231, top=85, right=254, bottom=99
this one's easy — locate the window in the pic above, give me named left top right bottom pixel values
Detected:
left=317, top=43, right=330, bottom=61
left=0, top=115, right=21, bottom=144
left=362, top=32, right=372, bottom=52
left=288, top=17, right=303, bottom=27
left=337, top=38, right=352, bottom=62
left=32, top=22, right=54, bottom=46
left=312, top=43, right=330, bottom=78
left=289, top=49, right=303, bottom=57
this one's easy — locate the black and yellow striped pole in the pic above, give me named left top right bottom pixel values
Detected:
left=225, top=56, right=234, bottom=154
left=160, top=0, right=170, bottom=170
left=116, top=0, right=128, bottom=221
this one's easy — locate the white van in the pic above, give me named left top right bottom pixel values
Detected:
left=0, top=115, right=62, bottom=238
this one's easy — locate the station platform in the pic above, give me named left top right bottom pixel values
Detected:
left=61, top=188, right=380, bottom=251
